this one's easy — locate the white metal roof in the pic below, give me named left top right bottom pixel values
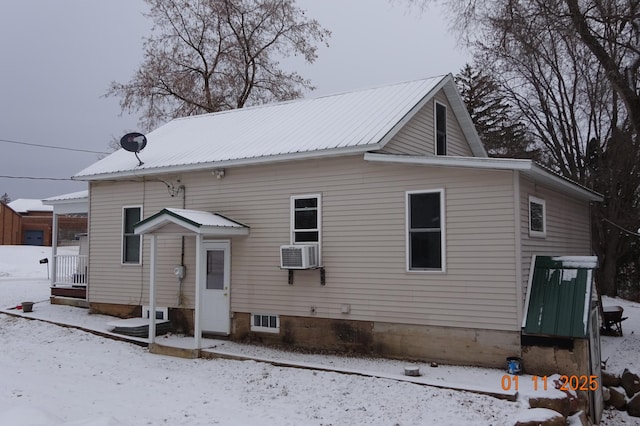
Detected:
left=42, top=190, right=88, bottom=203
left=8, top=199, right=54, bottom=213
left=74, top=75, right=485, bottom=180
left=42, top=190, right=89, bottom=215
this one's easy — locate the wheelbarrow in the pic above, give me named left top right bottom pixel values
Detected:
left=601, top=305, right=627, bottom=336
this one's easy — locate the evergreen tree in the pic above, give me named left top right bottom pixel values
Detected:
left=455, top=64, right=540, bottom=160
left=0, top=193, right=10, bottom=205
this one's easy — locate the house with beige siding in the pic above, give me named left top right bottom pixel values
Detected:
left=73, top=74, right=601, bottom=371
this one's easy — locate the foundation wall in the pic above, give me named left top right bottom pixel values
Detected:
left=92, top=303, right=594, bottom=376
left=521, top=340, right=591, bottom=377
left=233, top=312, right=521, bottom=367
left=91, top=303, right=522, bottom=367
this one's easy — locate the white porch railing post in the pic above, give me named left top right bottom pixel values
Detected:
left=51, top=213, right=58, bottom=287
left=194, top=234, right=202, bottom=350
left=149, top=234, right=157, bottom=345
left=53, top=255, right=88, bottom=285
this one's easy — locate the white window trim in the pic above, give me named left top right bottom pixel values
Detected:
left=434, top=100, right=447, bottom=156
left=290, top=193, right=322, bottom=260
left=406, top=189, right=446, bottom=273
left=528, top=196, right=547, bottom=238
left=121, top=205, right=143, bottom=265
left=251, top=313, right=280, bottom=333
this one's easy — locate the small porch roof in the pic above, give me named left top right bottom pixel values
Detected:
left=134, top=208, right=249, bottom=236
left=42, top=190, right=88, bottom=215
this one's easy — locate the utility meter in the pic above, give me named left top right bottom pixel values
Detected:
left=174, top=265, right=185, bottom=279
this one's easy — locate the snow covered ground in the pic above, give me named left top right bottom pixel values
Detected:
left=0, top=245, right=636, bottom=425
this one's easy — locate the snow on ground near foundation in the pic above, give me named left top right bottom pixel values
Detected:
left=0, top=245, right=636, bottom=425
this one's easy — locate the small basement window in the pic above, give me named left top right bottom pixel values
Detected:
left=251, top=314, right=280, bottom=333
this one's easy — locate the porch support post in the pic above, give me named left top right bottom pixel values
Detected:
left=51, top=212, right=58, bottom=287
left=149, top=234, right=157, bottom=345
left=194, top=234, right=203, bottom=349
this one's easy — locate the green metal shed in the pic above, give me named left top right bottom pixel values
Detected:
left=523, top=255, right=598, bottom=338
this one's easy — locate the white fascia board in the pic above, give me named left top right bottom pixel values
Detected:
left=441, top=81, right=488, bottom=158
left=364, top=152, right=532, bottom=170
left=73, top=145, right=376, bottom=181
left=525, top=163, right=603, bottom=202
left=42, top=197, right=89, bottom=215
left=49, top=202, right=88, bottom=215
left=364, top=153, right=603, bottom=202
left=200, top=225, right=250, bottom=236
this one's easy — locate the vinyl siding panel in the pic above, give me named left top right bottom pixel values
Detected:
left=381, top=90, right=474, bottom=157
left=88, top=155, right=519, bottom=331
left=519, top=176, right=593, bottom=305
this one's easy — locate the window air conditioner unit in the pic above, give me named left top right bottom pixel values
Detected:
left=280, top=245, right=318, bottom=269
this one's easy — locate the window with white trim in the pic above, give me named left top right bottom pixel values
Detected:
left=122, top=206, right=142, bottom=264
left=435, top=102, right=447, bottom=156
left=529, top=196, right=546, bottom=237
left=291, top=194, right=321, bottom=245
left=251, top=314, right=280, bottom=333
left=407, top=190, right=445, bottom=271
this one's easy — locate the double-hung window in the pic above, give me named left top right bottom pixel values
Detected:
left=291, top=194, right=321, bottom=245
left=407, top=190, right=445, bottom=271
left=435, top=102, right=447, bottom=156
left=528, top=196, right=546, bottom=237
left=122, top=206, right=142, bottom=264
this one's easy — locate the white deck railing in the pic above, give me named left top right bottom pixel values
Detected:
left=54, top=255, right=88, bottom=286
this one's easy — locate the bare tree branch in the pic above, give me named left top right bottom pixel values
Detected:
left=106, top=0, right=330, bottom=131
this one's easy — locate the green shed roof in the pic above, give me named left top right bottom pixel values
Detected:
left=523, top=256, right=597, bottom=338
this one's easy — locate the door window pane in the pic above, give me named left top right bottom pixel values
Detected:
left=206, top=250, right=225, bottom=290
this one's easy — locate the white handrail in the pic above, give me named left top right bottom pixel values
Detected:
left=53, top=255, right=88, bottom=286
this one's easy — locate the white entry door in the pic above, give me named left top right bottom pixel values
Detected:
left=200, top=241, right=231, bottom=334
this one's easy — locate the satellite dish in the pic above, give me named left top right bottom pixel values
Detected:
left=120, top=132, right=147, bottom=153
left=120, top=132, right=147, bottom=166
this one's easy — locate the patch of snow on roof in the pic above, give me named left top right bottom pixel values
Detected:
left=552, top=256, right=598, bottom=269
left=8, top=198, right=53, bottom=213
left=73, top=76, right=446, bottom=179
left=166, top=208, right=247, bottom=228
left=43, top=190, right=88, bottom=202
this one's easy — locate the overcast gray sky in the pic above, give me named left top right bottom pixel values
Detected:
left=0, top=0, right=469, bottom=200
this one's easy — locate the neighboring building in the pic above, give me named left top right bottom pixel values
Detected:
left=8, top=198, right=54, bottom=245
left=8, top=197, right=87, bottom=246
left=0, top=202, right=21, bottom=245
left=73, top=75, right=602, bottom=374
